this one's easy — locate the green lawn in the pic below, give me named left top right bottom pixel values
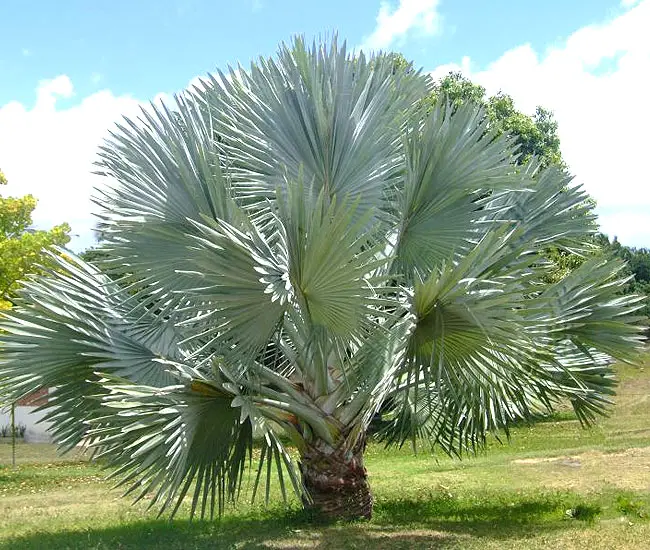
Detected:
left=1, top=357, right=649, bottom=549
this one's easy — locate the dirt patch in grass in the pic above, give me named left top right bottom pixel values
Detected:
left=514, top=457, right=582, bottom=467
left=511, top=447, right=650, bottom=491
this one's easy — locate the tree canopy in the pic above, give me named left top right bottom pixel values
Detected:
left=423, top=71, right=647, bottom=318
left=0, top=170, right=71, bottom=309
left=0, top=39, right=644, bottom=522
left=595, top=235, right=650, bottom=324
left=426, top=72, right=563, bottom=168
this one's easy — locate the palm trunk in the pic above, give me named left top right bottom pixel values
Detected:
left=299, top=435, right=373, bottom=521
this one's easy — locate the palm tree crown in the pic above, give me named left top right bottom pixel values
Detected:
left=0, top=37, right=645, bottom=521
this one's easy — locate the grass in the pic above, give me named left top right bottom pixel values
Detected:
left=0, top=356, right=649, bottom=549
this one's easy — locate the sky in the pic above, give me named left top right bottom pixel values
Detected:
left=0, top=0, right=648, bottom=251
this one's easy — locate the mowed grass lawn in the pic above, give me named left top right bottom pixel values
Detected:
left=1, top=355, right=649, bottom=549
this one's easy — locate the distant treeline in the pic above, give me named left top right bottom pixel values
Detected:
left=597, top=234, right=650, bottom=332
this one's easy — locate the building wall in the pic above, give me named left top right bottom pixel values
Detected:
left=16, top=387, right=49, bottom=407
left=1, top=388, right=53, bottom=443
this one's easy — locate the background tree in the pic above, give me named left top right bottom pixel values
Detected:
left=425, top=71, right=588, bottom=287
left=425, top=73, right=650, bottom=332
left=424, top=73, right=648, bottom=318
left=426, top=72, right=563, bottom=168
left=594, top=235, right=650, bottom=327
left=0, top=170, right=71, bottom=310
left=0, top=40, right=644, bottom=523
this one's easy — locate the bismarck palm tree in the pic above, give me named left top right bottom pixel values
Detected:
left=0, top=38, right=645, bottom=521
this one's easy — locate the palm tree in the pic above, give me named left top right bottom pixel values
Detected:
left=0, top=38, right=645, bottom=522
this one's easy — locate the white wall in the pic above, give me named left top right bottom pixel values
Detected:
left=0, top=406, right=53, bottom=443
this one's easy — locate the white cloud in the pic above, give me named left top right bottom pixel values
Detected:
left=0, top=76, right=143, bottom=251
left=362, top=0, right=442, bottom=51
left=429, top=0, right=650, bottom=247
left=3, top=1, right=649, bottom=253
left=621, top=0, right=641, bottom=8
left=91, top=72, right=103, bottom=85
left=187, top=74, right=209, bottom=92
left=427, top=55, right=471, bottom=81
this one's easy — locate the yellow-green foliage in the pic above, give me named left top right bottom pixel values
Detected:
left=0, top=171, right=70, bottom=309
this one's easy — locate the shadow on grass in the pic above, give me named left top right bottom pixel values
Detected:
left=1, top=491, right=591, bottom=550
left=373, top=490, right=587, bottom=540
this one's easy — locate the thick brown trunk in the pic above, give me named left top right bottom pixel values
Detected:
left=299, top=436, right=373, bottom=521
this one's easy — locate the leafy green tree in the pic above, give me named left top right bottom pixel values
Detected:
left=427, top=72, right=582, bottom=283
left=0, top=171, right=70, bottom=310
left=429, top=71, right=486, bottom=107
left=594, top=235, right=650, bottom=323
left=427, top=72, right=563, bottom=168
left=0, top=39, right=644, bottom=522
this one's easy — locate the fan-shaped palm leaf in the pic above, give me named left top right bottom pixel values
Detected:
left=0, top=37, right=645, bottom=522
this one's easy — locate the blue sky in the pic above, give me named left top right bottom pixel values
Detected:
left=0, top=0, right=648, bottom=250
left=0, top=0, right=625, bottom=105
